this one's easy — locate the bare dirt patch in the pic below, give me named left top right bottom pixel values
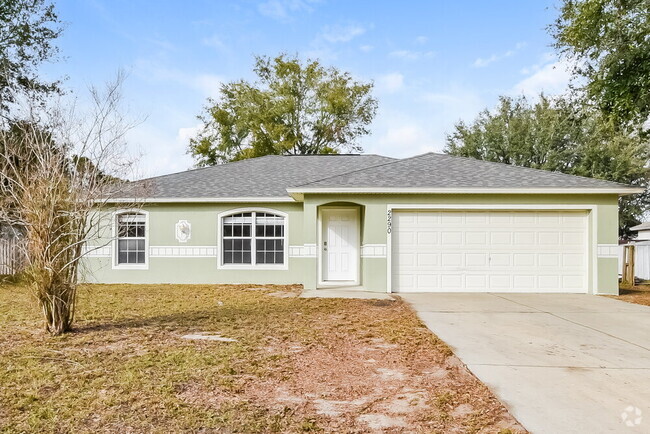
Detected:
left=1, top=283, right=524, bottom=433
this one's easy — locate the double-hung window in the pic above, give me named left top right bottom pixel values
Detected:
left=116, top=212, right=147, bottom=266
left=221, top=211, right=285, bottom=267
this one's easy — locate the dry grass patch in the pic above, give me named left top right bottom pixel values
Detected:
left=0, top=283, right=523, bottom=433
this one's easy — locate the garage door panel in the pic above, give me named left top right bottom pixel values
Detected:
left=416, top=231, right=438, bottom=245
left=441, top=213, right=463, bottom=224
left=396, top=252, right=415, bottom=267
left=489, top=275, right=512, bottom=289
left=538, top=253, right=560, bottom=267
left=537, top=214, right=562, bottom=225
left=466, top=232, right=488, bottom=244
left=514, top=232, right=536, bottom=244
left=416, top=274, right=439, bottom=289
left=563, top=275, right=584, bottom=289
left=538, top=275, right=560, bottom=289
left=392, top=210, right=588, bottom=293
left=513, top=253, right=535, bottom=266
left=465, top=214, right=488, bottom=224
left=417, top=253, right=438, bottom=266
left=440, top=253, right=462, bottom=266
left=513, top=275, right=536, bottom=290
left=441, top=274, right=463, bottom=289
left=489, top=253, right=511, bottom=266
left=466, top=274, right=487, bottom=289
left=466, top=253, right=487, bottom=266
left=513, top=213, right=536, bottom=224
left=490, top=232, right=512, bottom=245
left=441, top=232, right=462, bottom=244
left=562, top=232, right=584, bottom=245
left=562, top=253, right=583, bottom=267
left=538, top=232, right=561, bottom=245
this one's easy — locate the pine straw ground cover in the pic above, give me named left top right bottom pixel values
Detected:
left=607, top=283, right=650, bottom=306
left=0, top=283, right=523, bottom=433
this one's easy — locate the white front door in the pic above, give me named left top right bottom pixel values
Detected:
left=322, top=208, right=358, bottom=282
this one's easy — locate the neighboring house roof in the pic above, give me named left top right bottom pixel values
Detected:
left=630, top=222, right=650, bottom=232
left=109, top=152, right=643, bottom=203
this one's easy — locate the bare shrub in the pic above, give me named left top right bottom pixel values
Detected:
left=0, top=72, right=139, bottom=334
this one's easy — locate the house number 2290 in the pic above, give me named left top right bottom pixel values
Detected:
left=387, top=209, right=392, bottom=234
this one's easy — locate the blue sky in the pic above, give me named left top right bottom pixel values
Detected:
left=45, top=0, right=571, bottom=178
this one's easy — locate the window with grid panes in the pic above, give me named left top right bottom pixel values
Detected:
left=221, top=211, right=285, bottom=266
left=116, top=213, right=146, bottom=264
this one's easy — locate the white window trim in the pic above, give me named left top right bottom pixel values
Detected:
left=216, top=207, right=289, bottom=270
left=112, top=209, right=150, bottom=270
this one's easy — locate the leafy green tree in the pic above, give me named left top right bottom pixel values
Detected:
left=552, top=0, right=650, bottom=126
left=445, top=95, right=649, bottom=237
left=0, top=0, right=62, bottom=109
left=189, top=54, right=378, bottom=166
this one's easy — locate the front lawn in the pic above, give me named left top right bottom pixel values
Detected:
left=0, top=283, right=522, bottom=433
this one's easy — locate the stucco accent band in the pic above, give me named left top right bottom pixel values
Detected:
left=361, top=244, right=387, bottom=258
left=597, top=244, right=618, bottom=258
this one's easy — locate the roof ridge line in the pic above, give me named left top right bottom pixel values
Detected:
left=292, top=152, right=434, bottom=188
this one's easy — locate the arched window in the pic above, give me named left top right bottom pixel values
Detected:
left=220, top=210, right=286, bottom=268
left=115, top=211, right=148, bottom=267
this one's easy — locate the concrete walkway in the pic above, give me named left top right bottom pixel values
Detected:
left=300, top=288, right=394, bottom=300
left=401, top=293, right=650, bottom=433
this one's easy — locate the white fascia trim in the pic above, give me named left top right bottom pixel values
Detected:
left=287, top=187, right=644, bottom=195
left=102, top=196, right=296, bottom=204
left=387, top=203, right=597, bottom=210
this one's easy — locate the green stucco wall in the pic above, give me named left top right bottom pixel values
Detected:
left=83, top=193, right=620, bottom=294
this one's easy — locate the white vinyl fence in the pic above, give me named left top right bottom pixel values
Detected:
left=619, top=243, right=650, bottom=281
left=0, top=238, right=25, bottom=275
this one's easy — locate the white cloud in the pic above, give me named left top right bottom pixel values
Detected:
left=193, top=74, right=224, bottom=97
left=125, top=123, right=196, bottom=179
left=472, top=42, right=527, bottom=68
left=519, top=52, right=557, bottom=74
left=258, top=0, right=318, bottom=21
left=512, top=58, right=573, bottom=97
left=319, top=24, right=366, bottom=43
left=376, top=72, right=404, bottom=93
left=377, top=124, right=433, bottom=154
left=178, top=124, right=203, bottom=146
left=362, top=84, right=485, bottom=159
left=359, top=44, right=373, bottom=52
left=415, top=36, right=428, bottom=45
left=389, top=50, right=435, bottom=61
left=133, top=58, right=224, bottom=98
left=202, top=34, right=225, bottom=50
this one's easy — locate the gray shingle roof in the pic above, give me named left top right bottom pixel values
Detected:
left=114, top=152, right=640, bottom=201
left=292, top=153, right=637, bottom=191
left=125, top=154, right=395, bottom=199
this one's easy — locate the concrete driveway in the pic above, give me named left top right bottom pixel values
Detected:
left=400, top=293, right=650, bottom=433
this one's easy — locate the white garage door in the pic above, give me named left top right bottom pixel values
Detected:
left=391, top=210, right=589, bottom=293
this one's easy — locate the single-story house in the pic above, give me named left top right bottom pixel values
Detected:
left=619, top=222, right=650, bottom=281
left=629, top=222, right=650, bottom=241
left=83, top=152, right=642, bottom=294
